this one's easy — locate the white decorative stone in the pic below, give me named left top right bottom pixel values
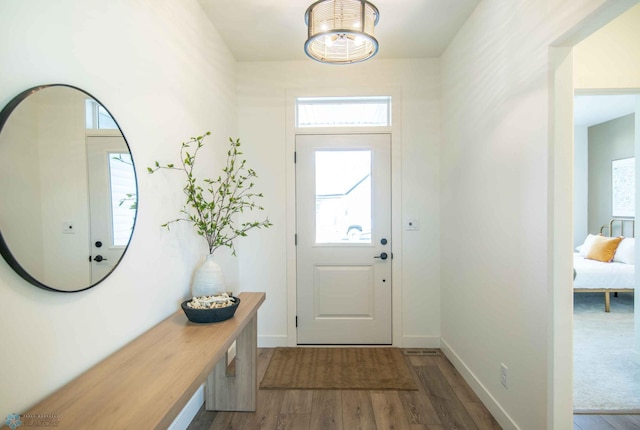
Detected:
left=191, top=254, right=226, bottom=297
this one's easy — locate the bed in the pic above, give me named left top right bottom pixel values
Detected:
left=573, top=219, right=635, bottom=312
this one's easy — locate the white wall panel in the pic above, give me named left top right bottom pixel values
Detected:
left=0, top=0, right=237, bottom=419
left=440, top=0, right=636, bottom=428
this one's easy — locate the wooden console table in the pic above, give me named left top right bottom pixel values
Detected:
left=24, top=292, right=265, bottom=429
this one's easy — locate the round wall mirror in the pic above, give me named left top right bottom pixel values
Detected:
left=0, top=85, right=138, bottom=292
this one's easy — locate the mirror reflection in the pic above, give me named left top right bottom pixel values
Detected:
left=0, top=85, right=137, bottom=292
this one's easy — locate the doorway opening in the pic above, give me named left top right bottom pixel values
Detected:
left=572, top=93, right=639, bottom=412
left=551, top=2, right=640, bottom=426
left=287, top=92, right=400, bottom=346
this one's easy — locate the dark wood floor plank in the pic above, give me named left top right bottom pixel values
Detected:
left=463, top=401, right=502, bottom=430
left=275, top=410, right=311, bottom=430
left=341, top=390, right=377, bottom=430
left=401, top=354, right=443, bottom=426
left=276, top=390, right=313, bottom=430
left=187, top=407, right=217, bottom=430
left=228, top=412, right=250, bottom=429
left=242, top=389, right=286, bottom=429
left=399, top=389, right=442, bottom=426
left=434, top=355, right=480, bottom=404
left=257, top=348, right=275, bottom=381
left=409, top=355, right=439, bottom=367
left=601, top=414, right=640, bottom=430
left=280, top=389, right=313, bottom=414
left=208, top=411, right=234, bottom=430
left=574, top=414, right=640, bottom=430
left=574, top=414, right=615, bottom=430
left=370, top=391, right=413, bottom=430
left=310, top=390, right=343, bottom=430
left=415, top=365, right=479, bottom=430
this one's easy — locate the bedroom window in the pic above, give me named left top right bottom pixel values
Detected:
left=296, top=96, right=391, bottom=128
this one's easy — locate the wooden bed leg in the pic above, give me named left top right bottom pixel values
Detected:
left=605, top=291, right=611, bottom=312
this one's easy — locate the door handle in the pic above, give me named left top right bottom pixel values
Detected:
left=374, top=252, right=388, bottom=260
left=93, top=255, right=108, bottom=262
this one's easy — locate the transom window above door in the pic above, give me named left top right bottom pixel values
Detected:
left=296, top=96, right=391, bottom=128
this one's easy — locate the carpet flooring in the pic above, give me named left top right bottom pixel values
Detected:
left=259, top=347, right=418, bottom=391
left=573, top=292, right=640, bottom=412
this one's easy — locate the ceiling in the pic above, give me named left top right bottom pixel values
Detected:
left=574, top=95, right=638, bottom=127
left=197, top=1, right=637, bottom=127
left=198, top=0, right=480, bottom=62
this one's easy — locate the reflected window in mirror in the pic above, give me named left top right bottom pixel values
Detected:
left=109, top=153, right=136, bottom=247
left=85, top=98, right=118, bottom=130
left=0, top=85, right=138, bottom=292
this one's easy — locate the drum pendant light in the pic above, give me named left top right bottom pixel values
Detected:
left=304, top=0, right=380, bottom=65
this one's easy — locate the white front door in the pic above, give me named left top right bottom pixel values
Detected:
left=296, top=133, right=392, bottom=344
left=87, top=135, right=136, bottom=284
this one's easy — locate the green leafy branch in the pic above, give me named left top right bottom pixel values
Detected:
left=148, top=132, right=272, bottom=255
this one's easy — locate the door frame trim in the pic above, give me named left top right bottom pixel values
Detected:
left=285, top=87, right=403, bottom=346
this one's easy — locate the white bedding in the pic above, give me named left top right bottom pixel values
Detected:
left=573, top=253, right=635, bottom=290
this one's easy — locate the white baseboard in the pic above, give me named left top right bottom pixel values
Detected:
left=401, top=335, right=440, bottom=348
left=440, top=339, right=519, bottom=430
left=167, top=384, right=204, bottom=430
left=258, top=335, right=289, bottom=347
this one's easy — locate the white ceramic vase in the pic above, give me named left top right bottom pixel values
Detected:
left=191, top=254, right=226, bottom=297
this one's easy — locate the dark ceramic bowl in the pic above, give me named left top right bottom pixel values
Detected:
left=181, top=296, right=240, bottom=323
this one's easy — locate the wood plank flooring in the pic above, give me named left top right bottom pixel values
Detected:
left=188, top=348, right=502, bottom=430
left=188, top=348, right=640, bottom=429
left=574, top=414, right=640, bottom=430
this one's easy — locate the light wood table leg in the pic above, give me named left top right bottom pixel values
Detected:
left=605, top=291, right=611, bottom=312
left=205, top=315, right=258, bottom=411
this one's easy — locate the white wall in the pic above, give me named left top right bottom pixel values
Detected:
left=235, top=59, right=441, bottom=348
left=574, top=3, right=640, bottom=90
left=0, top=0, right=237, bottom=420
left=574, top=125, right=589, bottom=247
left=439, top=1, right=633, bottom=429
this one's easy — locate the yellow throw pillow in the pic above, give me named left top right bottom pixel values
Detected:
left=586, top=235, right=623, bottom=262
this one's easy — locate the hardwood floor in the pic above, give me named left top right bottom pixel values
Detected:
left=187, top=347, right=640, bottom=429
left=188, top=348, right=502, bottom=430
left=573, top=414, right=640, bottom=430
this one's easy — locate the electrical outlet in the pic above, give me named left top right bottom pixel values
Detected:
left=500, top=363, right=508, bottom=389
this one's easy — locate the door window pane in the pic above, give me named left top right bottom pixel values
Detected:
left=109, top=153, right=136, bottom=246
left=315, top=150, right=371, bottom=243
